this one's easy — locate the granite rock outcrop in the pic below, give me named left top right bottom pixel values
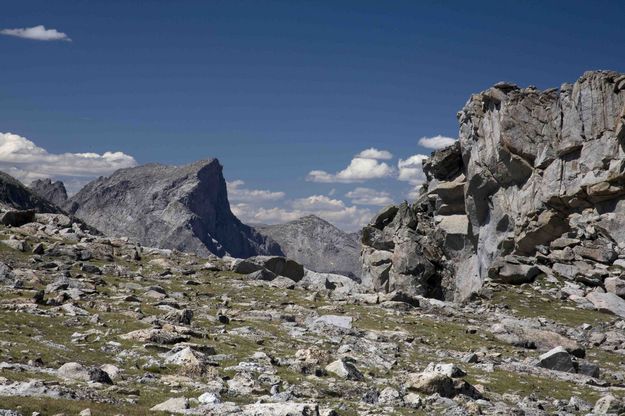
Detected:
left=362, top=71, right=625, bottom=303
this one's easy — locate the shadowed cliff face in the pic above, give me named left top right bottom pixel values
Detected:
left=65, top=159, right=282, bottom=258
left=0, top=172, right=61, bottom=213
left=362, top=70, right=625, bottom=302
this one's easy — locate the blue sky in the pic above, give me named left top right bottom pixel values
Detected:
left=1, top=0, right=624, bottom=230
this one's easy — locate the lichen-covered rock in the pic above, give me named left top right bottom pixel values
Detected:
left=594, top=394, right=625, bottom=415
left=325, top=358, right=363, bottom=380
left=406, top=371, right=455, bottom=397
left=585, top=291, right=625, bottom=318
left=149, top=397, right=189, bottom=413
left=57, top=362, right=90, bottom=382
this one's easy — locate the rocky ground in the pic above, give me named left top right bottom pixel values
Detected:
left=0, top=212, right=623, bottom=415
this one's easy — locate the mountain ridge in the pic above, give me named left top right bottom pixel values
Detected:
left=64, top=158, right=283, bottom=258
left=255, top=214, right=361, bottom=278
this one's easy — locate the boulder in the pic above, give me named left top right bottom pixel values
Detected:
left=313, top=315, right=353, bottom=330
left=573, top=241, right=617, bottom=264
left=241, top=403, right=320, bottom=416
left=150, top=397, right=189, bottom=413
left=536, top=346, right=575, bottom=373
left=198, top=392, right=221, bottom=405
left=0, top=263, right=15, bottom=285
left=604, top=277, right=625, bottom=297
left=555, top=261, right=607, bottom=286
left=246, top=268, right=277, bottom=281
left=585, top=291, right=625, bottom=318
left=57, top=362, right=90, bottom=382
left=488, top=258, right=540, bottom=284
left=550, top=237, right=580, bottom=249
left=515, top=211, right=569, bottom=255
left=406, top=371, right=455, bottom=398
left=163, top=308, right=193, bottom=325
left=325, top=358, right=363, bottom=381
left=577, top=361, right=600, bottom=378
left=0, top=210, right=35, bottom=227
left=424, top=362, right=466, bottom=378
left=88, top=367, right=113, bottom=384
left=593, top=394, right=625, bottom=415
left=361, top=202, right=449, bottom=298
left=100, top=364, right=121, bottom=381
left=1, top=239, right=28, bottom=252
left=232, top=258, right=264, bottom=274
left=164, top=347, right=206, bottom=367
left=120, top=328, right=189, bottom=344
left=244, top=256, right=305, bottom=282
left=491, top=318, right=583, bottom=354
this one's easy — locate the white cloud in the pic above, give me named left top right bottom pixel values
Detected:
left=346, top=187, right=393, bottom=206
left=0, top=132, right=137, bottom=189
left=406, top=186, right=424, bottom=201
left=397, top=154, right=430, bottom=201
left=231, top=204, right=302, bottom=225
left=292, top=195, right=346, bottom=211
left=231, top=194, right=373, bottom=232
left=1, top=25, right=71, bottom=42
left=397, top=154, right=428, bottom=185
left=356, top=147, right=393, bottom=160
left=418, top=135, right=457, bottom=150
left=227, top=180, right=285, bottom=202
left=307, top=148, right=395, bottom=183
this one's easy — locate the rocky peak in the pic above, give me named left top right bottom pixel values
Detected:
left=362, top=70, right=625, bottom=303
left=255, top=215, right=361, bottom=278
left=65, top=158, right=282, bottom=258
left=0, top=172, right=61, bottom=213
left=29, top=178, right=68, bottom=206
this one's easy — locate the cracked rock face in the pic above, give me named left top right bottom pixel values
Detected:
left=362, top=70, right=625, bottom=302
left=65, top=159, right=283, bottom=258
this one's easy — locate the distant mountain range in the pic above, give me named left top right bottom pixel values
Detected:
left=5, top=160, right=362, bottom=278
left=255, top=215, right=361, bottom=279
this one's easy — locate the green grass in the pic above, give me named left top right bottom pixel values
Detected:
left=0, top=395, right=173, bottom=416
left=467, top=367, right=604, bottom=404
left=490, top=283, right=613, bottom=327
